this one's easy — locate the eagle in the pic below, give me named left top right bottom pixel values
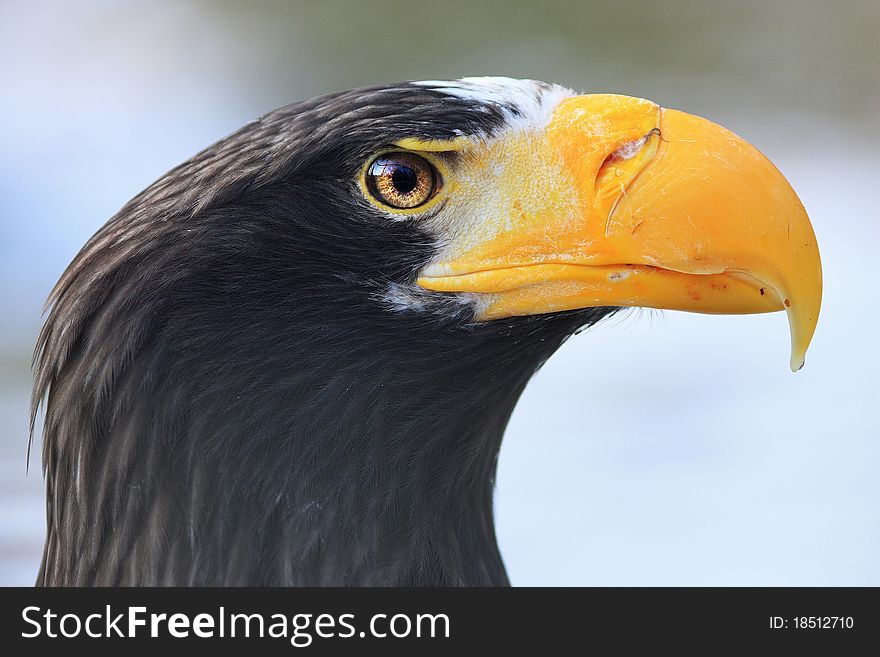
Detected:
left=31, top=78, right=821, bottom=586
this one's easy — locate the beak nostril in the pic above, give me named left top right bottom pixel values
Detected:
left=595, top=130, right=661, bottom=199
left=600, top=130, right=662, bottom=172
left=607, top=136, right=648, bottom=163
left=597, top=131, right=660, bottom=185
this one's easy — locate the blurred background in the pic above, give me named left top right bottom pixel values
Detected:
left=1, top=0, right=878, bottom=585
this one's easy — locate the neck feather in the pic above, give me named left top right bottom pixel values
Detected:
left=37, top=290, right=599, bottom=585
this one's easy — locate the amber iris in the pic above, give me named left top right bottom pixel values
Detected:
left=366, top=152, right=438, bottom=209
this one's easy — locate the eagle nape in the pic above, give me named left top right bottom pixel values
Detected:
left=31, top=77, right=821, bottom=586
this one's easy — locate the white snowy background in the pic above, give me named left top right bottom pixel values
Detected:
left=1, top=0, right=877, bottom=585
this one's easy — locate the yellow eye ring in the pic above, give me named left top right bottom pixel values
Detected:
left=364, top=152, right=440, bottom=209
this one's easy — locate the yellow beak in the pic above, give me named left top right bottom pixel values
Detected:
left=417, top=95, right=822, bottom=371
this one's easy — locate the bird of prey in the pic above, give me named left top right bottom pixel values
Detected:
left=31, top=77, right=821, bottom=586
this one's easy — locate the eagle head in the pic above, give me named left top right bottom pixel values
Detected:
left=32, top=78, right=821, bottom=585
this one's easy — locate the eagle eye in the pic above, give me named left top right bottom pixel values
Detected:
left=365, top=152, right=439, bottom=209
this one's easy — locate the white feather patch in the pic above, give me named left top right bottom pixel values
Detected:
left=415, top=77, right=573, bottom=132
left=381, top=282, right=490, bottom=319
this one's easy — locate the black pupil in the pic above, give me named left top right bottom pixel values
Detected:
left=390, top=164, right=418, bottom=194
